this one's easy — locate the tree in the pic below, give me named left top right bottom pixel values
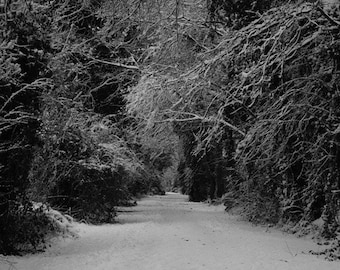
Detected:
left=0, top=0, right=55, bottom=253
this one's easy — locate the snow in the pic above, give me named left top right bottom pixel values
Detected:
left=3, top=193, right=340, bottom=270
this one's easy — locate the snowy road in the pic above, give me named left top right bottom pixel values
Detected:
left=4, top=193, right=340, bottom=270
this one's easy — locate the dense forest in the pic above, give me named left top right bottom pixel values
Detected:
left=0, top=0, right=339, bottom=258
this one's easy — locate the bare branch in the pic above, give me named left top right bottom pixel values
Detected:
left=88, top=57, right=140, bottom=70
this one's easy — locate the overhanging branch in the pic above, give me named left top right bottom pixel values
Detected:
left=156, top=111, right=246, bottom=137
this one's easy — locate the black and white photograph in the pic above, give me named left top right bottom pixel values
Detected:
left=0, top=0, right=340, bottom=269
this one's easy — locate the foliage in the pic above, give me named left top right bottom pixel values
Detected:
left=207, top=0, right=273, bottom=29
left=128, top=1, right=340, bottom=242
left=0, top=0, right=53, bottom=254
left=29, top=103, right=143, bottom=222
left=203, top=2, right=340, bottom=227
left=125, top=0, right=222, bottom=200
left=123, top=0, right=205, bottom=193
left=168, top=1, right=340, bottom=242
left=0, top=201, right=57, bottom=255
left=0, top=0, right=169, bottom=254
left=24, top=0, right=149, bottom=226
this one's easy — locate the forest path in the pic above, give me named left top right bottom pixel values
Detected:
left=6, top=193, right=340, bottom=270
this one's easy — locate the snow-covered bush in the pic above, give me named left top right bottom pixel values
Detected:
left=0, top=201, right=74, bottom=254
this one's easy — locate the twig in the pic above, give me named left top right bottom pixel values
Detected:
left=88, top=57, right=139, bottom=70
left=0, top=79, right=50, bottom=112
left=316, top=6, right=340, bottom=26
left=161, top=110, right=246, bottom=137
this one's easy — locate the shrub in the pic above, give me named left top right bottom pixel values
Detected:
left=0, top=201, right=55, bottom=254
left=0, top=0, right=52, bottom=254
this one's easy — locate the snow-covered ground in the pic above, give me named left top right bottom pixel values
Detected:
left=3, top=193, right=340, bottom=270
